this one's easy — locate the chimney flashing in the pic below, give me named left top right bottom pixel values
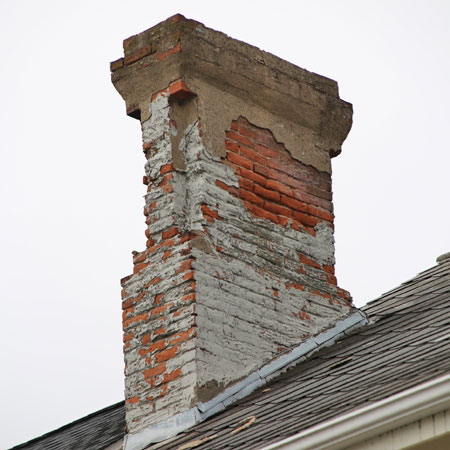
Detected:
left=123, top=310, right=368, bottom=450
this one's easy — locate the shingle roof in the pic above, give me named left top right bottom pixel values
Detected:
left=12, top=256, right=450, bottom=450
left=9, top=401, right=125, bottom=450
left=149, top=256, right=450, bottom=449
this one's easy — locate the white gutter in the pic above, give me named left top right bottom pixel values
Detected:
left=262, top=372, right=450, bottom=450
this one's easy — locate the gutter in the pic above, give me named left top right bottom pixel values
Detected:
left=262, top=372, right=450, bottom=450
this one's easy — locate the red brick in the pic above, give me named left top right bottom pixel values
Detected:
left=240, top=146, right=267, bottom=166
left=181, top=293, right=196, bottom=302
left=227, top=152, right=253, bottom=170
left=159, top=173, right=173, bottom=187
left=134, top=261, right=150, bottom=274
left=299, top=253, right=321, bottom=269
left=201, top=204, right=223, bottom=221
left=162, top=226, right=179, bottom=240
left=230, top=122, right=238, bottom=131
left=144, top=276, right=162, bottom=288
left=240, top=167, right=266, bottom=186
left=292, top=190, right=332, bottom=211
left=182, top=271, right=195, bottom=281
left=167, top=41, right=182, bottom=57
left=292, top=211, right=320, bottom=228
left=306, top=185, right=333, bottom=201
left=254, top=184, right=280, bottom=202
left=123, top=333, right=134, bottom=343
left=314, top=207, right=334, bottom=222
left=225, top=139, right=239, bottom=153
left=126, top=396, right=140, bottom=405
left=177, top=259, right=193, bottom=273
left=157, top=51, right=167, bottom=61
left=155, top=345, right=179, bottom=363
left=169, top=327, right=195, bottom=345
left=123, top=312, right=149, bottom=328
left=243, top=201, right=280, bottom=224
left=254, top=164, right=269, bottom=178
left=225, top=131, right=252, bottom=148
left=280, top=195, right=308, bottom=212
left=286, top=282, right=304, bottom=291
left=268, top=169, right=305, bottom=191
left=143, top=363, right=166, bottom=380
left=264, top=201, right=292, bottom=217
left=253, top=143, right=279, bottom=159
left=265, top=179, right=293, bottom=197
left=278, top=216, right=291, bottom=227
left=124, top=46, right=152, bottom=65
left=238, top=125, right=255, bottom=139
left=133, top=252, right=146, bottom=264
left=160, top=163, right=174, bottom=176
left=238, top=176, right=253, bottom=191
left=150, top=340, right=166, bottom=353
left=163, top=367, right=182, bottom=383
left=240, top=189, right=264, bottom=207
left=141, top=334, right=151, bottom=345
left=151, top=304, right=169, bottom=316
left=215, top=179, right=239, bottom=196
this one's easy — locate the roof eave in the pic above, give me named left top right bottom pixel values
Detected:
left=262, top=372, right=450, bottom=450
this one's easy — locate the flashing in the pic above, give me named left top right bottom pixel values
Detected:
left=124, top=309, right=368, bottom=450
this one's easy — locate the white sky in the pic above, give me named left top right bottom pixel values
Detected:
left=1, top=1, right=449, bottom=448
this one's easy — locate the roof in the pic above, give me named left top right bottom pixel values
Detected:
left=11, top=255, right=450, bottom=450
left=152, top=255, right=450, bottom=449
left=10, top=401, right=125, bottom=450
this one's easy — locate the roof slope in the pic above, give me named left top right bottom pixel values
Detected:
left=150, top=256, right=450, bottom=449
left=10, top=401, right=125, bottom=450
left=11, top=256, right=450, bottom=450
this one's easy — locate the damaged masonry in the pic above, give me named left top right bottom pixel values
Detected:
left=111, top=13, right=361, bottom=450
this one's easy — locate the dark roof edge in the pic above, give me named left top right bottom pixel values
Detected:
left=9, top=400, right=125, bottom=449
left=363, top=257, right=450, bottom=311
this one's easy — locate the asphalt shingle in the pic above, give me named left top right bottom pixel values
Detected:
left=12, top=257, right=450, bottom=450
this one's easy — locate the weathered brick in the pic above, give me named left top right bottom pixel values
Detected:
left=254, top=184, right=280, bottom=202
left=264, top=201, right=292, bottom=217
left=280, top=195, right=308, bottom=213
left=239, top=146, right=267, bottom=166
left=227, top=152, right=253, bottom=170
left=239, top=189, right=264, bottom=207
left=240, top=167, right=266, bottom=186
left=226, top=130, right=252, bottom=148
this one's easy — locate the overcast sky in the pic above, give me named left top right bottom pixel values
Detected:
left=1, top=1, right=449, bottom=448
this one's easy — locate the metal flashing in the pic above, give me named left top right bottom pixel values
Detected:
left=123, top=310, right=368, bottom=450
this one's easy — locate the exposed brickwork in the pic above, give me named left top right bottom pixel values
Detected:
left=120, top=91, right=198, bottom=432
left=190, top=116, right=353, bottom=398
left=224, top=117, right=334, bottom=244
left=112, top=15, right=355, bottom=442
left=119, top=90, right=353, bottom=434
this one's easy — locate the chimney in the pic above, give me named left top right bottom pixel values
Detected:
left=112, top=14, right=363, bottom=450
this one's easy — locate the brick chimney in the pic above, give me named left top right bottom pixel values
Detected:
left=111, top=14, right=363, bottom=450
